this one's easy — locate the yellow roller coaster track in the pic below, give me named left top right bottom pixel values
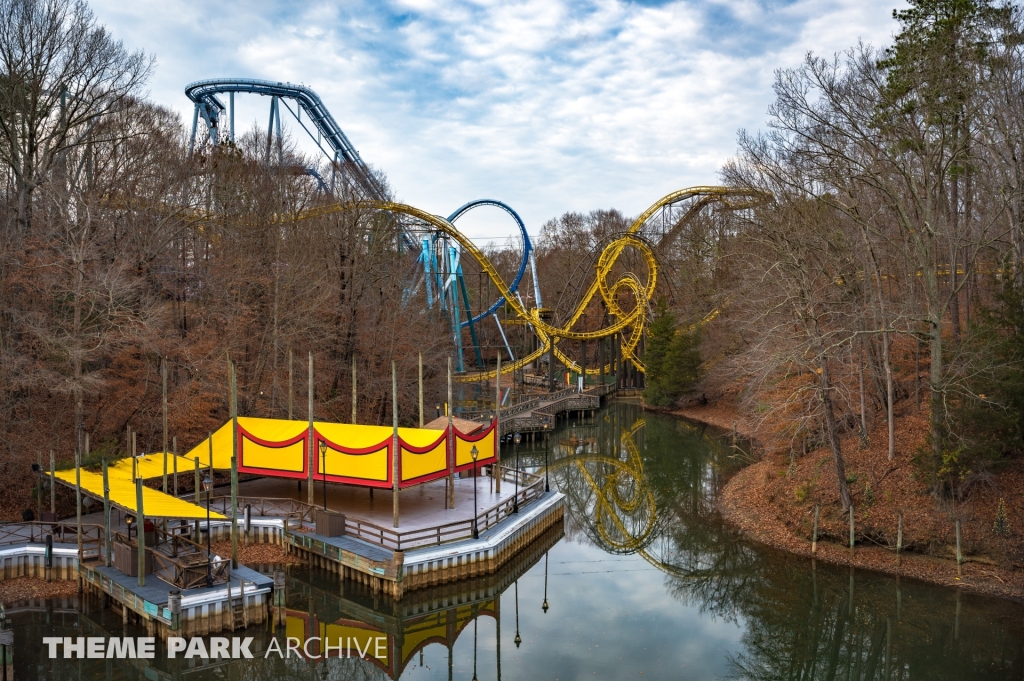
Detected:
left=276, top=186, right=763, bottom=382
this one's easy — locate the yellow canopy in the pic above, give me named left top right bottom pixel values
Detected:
left=52, top=470, right=226, bottom=520
left=183, top=417, right=446, bottom=468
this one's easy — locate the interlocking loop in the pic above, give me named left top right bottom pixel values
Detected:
left=282, top=186, right=761, bottom=381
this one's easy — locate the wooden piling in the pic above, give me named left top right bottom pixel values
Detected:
left=849, top=504, right=855, bottom=555
left=955, top=518, right=962, bottom=578
left=896, top=512, right=903, bottom=567
left=811, top=505, right=819, bottom=554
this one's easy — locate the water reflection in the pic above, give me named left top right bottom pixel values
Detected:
left=11, top=403, right=1024, bottom=680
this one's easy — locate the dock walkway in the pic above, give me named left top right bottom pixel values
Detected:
left=466, top=383, right=617, bottom=435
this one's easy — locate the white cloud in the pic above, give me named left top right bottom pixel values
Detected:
left=88, top=0, right=902, bottom=240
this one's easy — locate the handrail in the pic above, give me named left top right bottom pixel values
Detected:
left=206, top=470, right=547, bottom=553
left=341, top=466, right=546, bottom=551
left=0, top=521, right=105, bottom=560
left=112, top=529, right=229, bottom=589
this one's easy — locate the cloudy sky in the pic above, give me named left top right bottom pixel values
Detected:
left=90, top=0, right=905, bottom=241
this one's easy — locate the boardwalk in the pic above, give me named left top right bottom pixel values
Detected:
left=467, top=383, right=617, bottom=436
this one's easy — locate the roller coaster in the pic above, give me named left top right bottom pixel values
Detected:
left=187, top=79, right=762, bottom=381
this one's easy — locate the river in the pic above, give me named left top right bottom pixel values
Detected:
left=12, top=402, right=1024, bottom=679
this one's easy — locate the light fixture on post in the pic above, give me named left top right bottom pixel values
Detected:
left=542, top=551, right=549, bottom=613
left=201, top=472, right=213, bottom=587
left=319, top=440, right=328, bottom=511
left=125, top=514, right=135, bottom=541
left=470, top=445, right=479, bottom=539
left=514, top=579, right=522, bottom=647
left=513, top=432, right=522, bottom=513
left=435, top=403, right=441, bottom=419
left=543, top=423, right=550, bottom=493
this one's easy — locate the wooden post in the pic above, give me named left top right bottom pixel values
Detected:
left=76, top=434, right=84, bottom=570
left=132, top=432, right=137, bottom=480
left=448, top=356, right=455, bottom=510
left=955, top=518, right=963, bottom=578
left=231, top=454, right=239, bottom=569
left=102, top=459, right=111, bottom=567
left=162, top=357, right=168, bottom=494
left=896, top=512, right=903, bottom=567
left=230, top=360, right=239, bottom=569
left=136, top=477, right=145, bottom=587
left=392, top=360, right=400, bottom=528
left=812, top=505, right=819, bottom=554
left=193, top=457, right=201, bottom=543
left=35, top=451, right=41, bottom=521
left=308, top=351, right=314, bottom=505
left=172, top=437, right=178, bottom=497
left=849, top=504, right=855, bottom=555
left=418, top=351, right=424, bottom=427
left=351, top=353, right=357, bottom=425
left=49, top=450, right=55, bottom=514
left=495, top=353, right=501, bottom=494
left=288, top=346, right=294, bottom=421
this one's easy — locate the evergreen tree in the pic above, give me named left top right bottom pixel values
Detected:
left=644, top=299, right=702, bottom=407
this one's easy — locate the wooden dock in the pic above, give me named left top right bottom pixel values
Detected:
left=464, top=382, right=617, bottom=436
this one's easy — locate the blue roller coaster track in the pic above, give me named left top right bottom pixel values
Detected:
left=186, top=78, right=541, bottom=374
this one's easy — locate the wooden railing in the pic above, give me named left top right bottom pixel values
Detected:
left=0, top=522, right=105, bottom=560
left=341, top=467, right=547, bottom=551
left=208, top=496, right=316, bottom=529
left=113, top=528, right=230, bottom=589
left=203, top=469, right=548, bottom=553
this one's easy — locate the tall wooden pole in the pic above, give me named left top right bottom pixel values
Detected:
left=495, top=354, right=501, bottom=494
left=230, top=360, right=239, bottom=569
left=231, top=453, right=239, bottom=569
left=193, top=456, right=201, bottom=543
left=172, top=437, right=178, bottom=497
left=351, top=354, right=357, bottom=424
left=49, top=450, right=55, bottom=514
left=288, top=346, right=294, bottom=420
left=308, top=351, right=314, bottom=505
left=76, top=434, right=84, bottom=565
left=418, top=352, right=424, bottom=427
left=35, top=451, right=41, bottom=521
left=102, top=459, right=111, bottom=567
left=392, top=360, right=400, bottom=528
left=135, top=477, right=146, bottom=587
left=447, top=356, right=455, bottom=509
left=162, top=357, right=168, bottom=494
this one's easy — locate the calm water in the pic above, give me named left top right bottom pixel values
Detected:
left=13, top=403, right=1024, bottom=680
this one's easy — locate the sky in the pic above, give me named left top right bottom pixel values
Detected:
left=89, top=0, right=905, bottom=243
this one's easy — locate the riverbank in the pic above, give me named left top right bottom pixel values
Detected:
left=675, top=398, right=1024, bottom=602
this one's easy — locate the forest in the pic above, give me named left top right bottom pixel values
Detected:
left=2, top=0, right=1024, bottom=562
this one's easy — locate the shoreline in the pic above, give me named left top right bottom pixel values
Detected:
left=671, top=402, right=1024, bottom=603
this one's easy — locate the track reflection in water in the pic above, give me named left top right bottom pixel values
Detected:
left=13, top=403, right=1024, bottom=680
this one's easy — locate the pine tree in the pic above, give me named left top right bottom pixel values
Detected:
left=644, top=299, right=701, bottom=407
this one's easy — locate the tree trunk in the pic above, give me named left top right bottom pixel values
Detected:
left=820, top=356, right=852, bottom=511
left=929, top=316, right=945, bottom=486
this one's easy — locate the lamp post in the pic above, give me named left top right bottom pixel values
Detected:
left=471, top=445, right=479, bottom=539
left=435, top=403, right=441, bottom=419
left=513, top=432, right=521, bottom=513
left=514, top=579, right=522, bottom=648
left=125, top=514, right=135, bottom=541
left=201, top=472, right=213, bottom=587
left=319, top=441, right=327, bottom=511
left=542, top=551, right=549, bottom=613
left=472, top=614, right=478, bottom=681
